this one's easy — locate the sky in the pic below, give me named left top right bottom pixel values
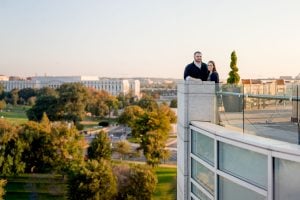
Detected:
left=1, top=0, right=300, bottom=80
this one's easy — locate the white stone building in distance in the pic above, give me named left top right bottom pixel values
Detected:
left=0, top=75, right=140, bottom=98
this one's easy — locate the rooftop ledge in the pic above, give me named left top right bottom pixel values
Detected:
left=177, top=80, right=216, bottom=84
left=190, top=121, right=300, bottom=157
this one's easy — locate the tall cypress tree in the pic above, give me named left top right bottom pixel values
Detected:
left=227, top=51, right=240, bottom=84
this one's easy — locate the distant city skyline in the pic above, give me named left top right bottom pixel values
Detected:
left=1, top=0, right=300, bottom=79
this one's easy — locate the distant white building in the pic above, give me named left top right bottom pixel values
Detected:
left=0, top=75, right=140, bottom=97
left=0, top=75, right=9, bottom=81
left=0, top=80, right=40, bottom=91
left=82, top=79, right=130, bottom=96
left=128, top=79, right=141, bottom=98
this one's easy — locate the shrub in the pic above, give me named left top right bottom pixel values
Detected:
left=98, top=121, right=109, bottom=127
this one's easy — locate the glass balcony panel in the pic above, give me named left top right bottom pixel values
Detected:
left=218, top=142, right=268, bottom=189
left=191, top=158, right=214, bottom=195
left=218, top=176, right=266, bottom=200
left=274, top=158, right=300, bottom=200
left=191, top=183, right=211, bottom=200
left=191, top=130, right=214, bottom=166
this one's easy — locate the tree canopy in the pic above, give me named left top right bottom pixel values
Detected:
left=18, top=88, right=36, bottom=104
left=27, top=83, right=90, bottom=122
left=118, top=105, right=145, bottom=127
left=56, top=83, right=89, bottom=123
left=21, top=115, right=85, bottom=173
left=113, top=164, right=157, bottom=200
left=87, top=130, right=112, bottom=161
left=26, top=94, right=58, bottom=121
left=67, top=159, right=117, bottom=200
left=0, top=119, right=26, bottom=176
left=118, top=102, right=176, bottom=166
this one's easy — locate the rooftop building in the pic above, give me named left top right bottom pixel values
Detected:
left=177, top=80, right=300, bottom=200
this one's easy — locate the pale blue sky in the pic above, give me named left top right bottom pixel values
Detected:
left=1, top=0, right=300, bottom=79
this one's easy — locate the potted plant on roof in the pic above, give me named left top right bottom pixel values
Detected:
left=222, top=51, right=243, bottom=112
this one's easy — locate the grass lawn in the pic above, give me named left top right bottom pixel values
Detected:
left=0, top=105, right=29, bottom=124
left=153, top=166, right=177, bottom=200
left=3, top=174, right=67, bottom=200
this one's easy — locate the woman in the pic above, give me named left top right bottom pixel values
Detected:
left=207, top=60, right=219, bottom=83
left=207, top=60, right=222, bottom=124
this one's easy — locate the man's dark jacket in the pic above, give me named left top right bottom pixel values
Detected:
left=184, top=62, right=209, bottom=81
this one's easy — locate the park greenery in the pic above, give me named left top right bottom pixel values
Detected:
left=0, top=116, right=160, bottom=199
left=118, top=95, right=176, bottom=166
left=0, top=82, right=177, bottom=199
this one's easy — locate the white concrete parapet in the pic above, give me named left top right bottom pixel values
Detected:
left=177, top=80, right=217, bottom=200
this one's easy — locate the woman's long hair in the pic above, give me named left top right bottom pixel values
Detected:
left=208, top=61, right=217, bottom=72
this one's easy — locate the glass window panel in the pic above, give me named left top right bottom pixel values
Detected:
left=218, top=142, right=267, bottom=189
left=191, top=130, right=214, bottom=166
left=191, top=183, right=211, bottom=200
left=274, top=158, right=300, bottom=200
left=191, top=158, right=214, bottom=195
left=218, top=176, right=266, bottom=200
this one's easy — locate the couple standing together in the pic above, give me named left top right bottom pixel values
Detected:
left=183, top=51, right=219, bottom=83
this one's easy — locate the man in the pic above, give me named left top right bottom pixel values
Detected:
left=184, top=51, right=209, bottom=81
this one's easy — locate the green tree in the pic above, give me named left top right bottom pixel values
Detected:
left=0, top=100, right=6, bottom=111
left=112, top=164, right=131, bottom=200
left=86, top=89, right=118, bottom=118
left=36, top=87, right=57, bottom=97
left=227, top=50, right=240, bottom=84
left=26, top=94, right=58, bottom=121
left=137, top=94, right=158, bottom=111
left=0, top=119, right=26, bottom=176
left=21, top=118, right=85, bottom=173
left=49, top=121, right=85, bottom=173
left=18, top=88, right=36, bottom=105
left=87, top=130, right=112, bottom=160
left=118, top=105, right=145, bottom=127
left=132, top=109, right=171, bottom=138
left=57, top=83, right=89, bottom=123
left=169, top=98, right=177, bottom=108
left=86, top=89, right=109, bottom=118
left=106, top=96, right=119, bottom=119
left=125, top=165, right=157, bottom=199
left=132, top=109, right=171, bottom=166
left=7, top=88, right=19, bottom=105
left=67, top=159, right=117, bottom=200
left=143, top=130, right=170, bottom=167
left=117, top=90, right=135, bottom=109
left=0, top=179, right=6, bottom=200
left=114, top=140, right=131, bottom=160
left=113, top=164, right=157, bottom=200
left=159, top=103, right=177, bottom=124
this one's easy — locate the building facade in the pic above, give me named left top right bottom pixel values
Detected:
left=177, top=80, right=300, bottom=200
left=0, top=76, right=140, bottom=97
